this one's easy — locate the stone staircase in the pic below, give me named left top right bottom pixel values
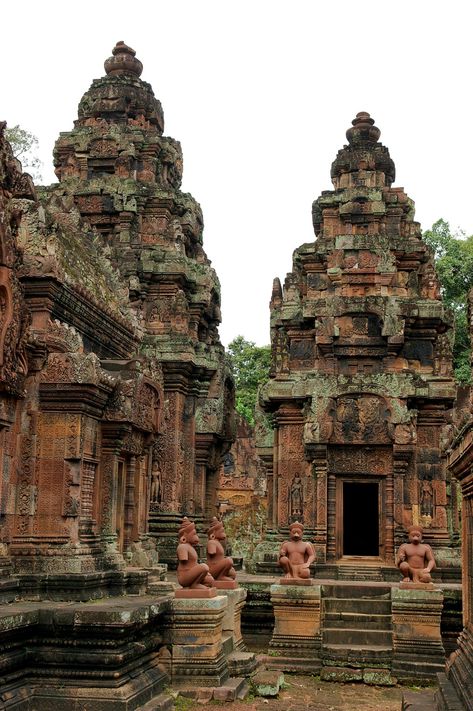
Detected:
left=320, top=583, right=395, bottom=684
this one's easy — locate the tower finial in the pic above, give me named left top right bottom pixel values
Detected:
left=346, top=111, right=381, bottom=145
left=104, top=41, right=143, bottom=77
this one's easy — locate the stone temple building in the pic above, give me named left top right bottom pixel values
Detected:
left=436, top=290, right=473, bottom=709
left=256, top=112, right=460, bottom=575
left=0, top=40, right=234, bottom=591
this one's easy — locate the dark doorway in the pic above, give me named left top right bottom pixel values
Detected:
left=343, top=482, right=379, bottom=556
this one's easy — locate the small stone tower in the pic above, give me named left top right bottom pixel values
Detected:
left=257, top=112, right=458, bottom=572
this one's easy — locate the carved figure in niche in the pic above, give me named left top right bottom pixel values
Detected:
left=290, top=475, right=303, bottom=520
left=273, top=327, right=289, bottom=374
left=337, top=397, right=360, bottom=439
left=115, top=152, right=134, bottom=178
left=176, top=517, right=214, bottom=589
left=420, top=480, right=434, bottom=518
left=434, top=333, right=453, bottom=377
left=420, top=261, right=440, bottom=300
left=396, top=525, right=436, bottom=584
left=279, top=521, right=315, bottom=580
left=333, top=395, right=390, bottom=443
left=206, top=517, right=236, bottom=582
left=150, top=461, right=161, bottom=504
left=171, top=218, right=186, bottom=253
left=223, top=452, right=235, bottom=475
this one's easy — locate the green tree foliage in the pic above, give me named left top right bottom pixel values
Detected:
left=5, top=124, right=42, bottom=181
left=227, top=336, right=271, bottom=426
left=423, top=219, right=473, bottom=383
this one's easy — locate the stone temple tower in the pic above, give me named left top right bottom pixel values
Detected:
left=257, top=112, right=459, bottom=574
left=47, top=41, right=235, bottom=564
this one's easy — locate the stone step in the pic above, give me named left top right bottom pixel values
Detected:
left=323, top=627, right=392, bottom=646
left=403, top=689, right=437, bottom=711
left=323, top=611, right=392, bottom=630
left=337, top=567, right=384, bottom=581
left=137, top=692, right=174, bottom=711
left=227, top=650, right=258, bottom=677
left=321, top=665, right=396, bottom=685
left=213, top=677, right=249, bottom=702
left=178, top=677, right=249, bottom=703
left=322, top=583, right=391, bottom=599
left=322, top=642, right=392, bottom=665
left=435, top=672, right=466, bottom=711
left=323, top=597, right=391, bottom=614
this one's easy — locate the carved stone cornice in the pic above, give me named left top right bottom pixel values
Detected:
left=39, top=382, right=112, bottom=416
left=21, top=277, right=137, bottom=358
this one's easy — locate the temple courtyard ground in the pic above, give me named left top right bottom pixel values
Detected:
left=185, top=675, right=435, bottom=710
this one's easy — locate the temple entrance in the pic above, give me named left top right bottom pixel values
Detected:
left=338, top=480, right=381, bottom=557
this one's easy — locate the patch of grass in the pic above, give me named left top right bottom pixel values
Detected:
left=173, top=696, right=194, bottom=711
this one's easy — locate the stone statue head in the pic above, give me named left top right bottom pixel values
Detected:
left=178, top=517, right=199, bottom=545
left=207, top=516, right=226, bottom=541
left=289, top=521, right=304, bottom=540
left=407, top=524, right=423, bottom=543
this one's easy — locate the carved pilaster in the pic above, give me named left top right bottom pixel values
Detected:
left=393, top=445, right=413, bottom=547
left=327, top=472, right=337, bottom=561
left=124, top=455, right=136, bottom=549
left=309, top=445, right=328, bottom=562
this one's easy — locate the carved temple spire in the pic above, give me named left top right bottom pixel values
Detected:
left=75, top=41, right=164, bottom=132
left=330, top=111, right=395, bottom=191
left=259, top=109, right=457, bottom=569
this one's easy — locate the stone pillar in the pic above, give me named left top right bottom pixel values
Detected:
left=268, top=583, right=322, bottom=672
left=391, top=586, right=445, bottom=682
left=167, top=595, right=229, bottom=687
left=313, top=446, right=328, bottom=563
left=97, top=442, right=125, bottom=570
left=219, top=587, right=247, bottom=651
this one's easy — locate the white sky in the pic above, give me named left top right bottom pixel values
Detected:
left=2, top=0, right=472, bottom=347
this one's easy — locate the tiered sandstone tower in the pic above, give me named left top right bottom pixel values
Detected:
left=0, top=42, right=234, bottom=582
left=49, top=41, right=235, bottom=563
left=257, top=112, right=459, bottom=572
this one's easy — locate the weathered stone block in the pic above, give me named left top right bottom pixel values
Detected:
left=167, top=595, right=229, bottom=687
left=391, top=586, right=445, bottom=682
left=321, top=665, right=363, bottom=682
left=268, top=583, right=321, bottom=671
left=252, top=670, right=285, bottom=697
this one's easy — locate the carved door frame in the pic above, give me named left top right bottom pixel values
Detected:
left=335, top=475, right=385, bottom=561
